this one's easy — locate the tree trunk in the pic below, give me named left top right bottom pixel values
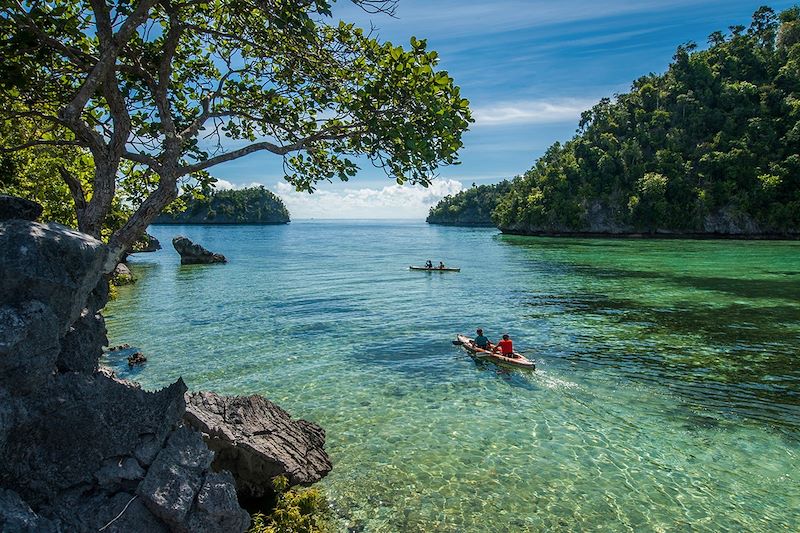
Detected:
left=104, top=174, right=178, bottom=272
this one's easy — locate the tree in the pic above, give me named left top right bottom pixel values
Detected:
left=0, top=0, right=472, bottom=268
left=495, top=5, right=800, bottom=235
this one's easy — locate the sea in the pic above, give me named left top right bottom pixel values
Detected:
left=104, top=220, right=800, bottom=532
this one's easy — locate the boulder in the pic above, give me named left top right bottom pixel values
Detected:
left=137, top=427, right=249, bottom=533
left=112, top=262, right=135, bottom=285
left=172, top=236, right=227, bottom=265
left=0, top=488, right=59, bottom=533
left=0, top=195, right=43, bottom=222
left=0, top=220, right=107, bottom=335
left=184, top=391, right=332, bottom=498
left=0, top=374, right=187, bottom=507
left=56, top=308, right=107, bottom=374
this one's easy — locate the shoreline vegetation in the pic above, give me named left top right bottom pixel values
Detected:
left=428, top=6, right=800, bottom=240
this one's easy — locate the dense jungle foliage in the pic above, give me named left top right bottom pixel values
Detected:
left=155, top=186, right=290, bottom=224
left=495, top=6, right=800, bottom=235
left=427, top=181, right=511, bottom=226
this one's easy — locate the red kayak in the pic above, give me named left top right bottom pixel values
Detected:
left=456, top=334, right=535, bottom=370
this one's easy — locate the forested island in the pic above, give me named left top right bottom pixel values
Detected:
left=431, top=7, right=800, bottom=238
left=427, top=181, right=511, bottom=226
left=155, top=186, right=290, bottom=225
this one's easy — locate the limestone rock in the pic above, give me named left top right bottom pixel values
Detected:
left=187, top=471, right=250, bottom=533
left=112, top=262, right=135, bottom=285
left=0, top=195, right=43, bottom=222
left=56, top=309, right=107, bottom=374
left=0, top=220, right=108, bottom=334
left=138, top=427, right=213, bottom=527
left=0, top=301, right=61, bottom=394
left=172, top=236, right=227, bottom=265
left=184, top=391, right=332, bottom=498
left=0, top=373, right=186, bottom=508
left=132, top=232, right=162, bottom=253
left=0, top=488, right=59, bottom=533
left=137, top=426, right=247, bottom=533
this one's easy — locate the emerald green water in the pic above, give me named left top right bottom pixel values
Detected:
left=104, top=221, right=800, bottom=532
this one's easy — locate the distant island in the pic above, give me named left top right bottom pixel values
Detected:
left=438, top=7, right=800, bottom=238
left=427, top=181, right=511, bottom=226
left=155, top=186, right=290, bottom=225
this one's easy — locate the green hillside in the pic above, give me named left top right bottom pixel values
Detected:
left=495, top=6, right=800, bottom=237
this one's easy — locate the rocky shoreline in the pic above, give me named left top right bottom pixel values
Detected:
left=0, top=197, right=330, bottom=532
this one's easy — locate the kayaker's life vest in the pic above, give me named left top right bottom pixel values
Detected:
left=498, top=339, right=513, bottom=355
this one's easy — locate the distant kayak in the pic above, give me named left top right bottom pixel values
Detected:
left=409, top=266, right=461, bottom=272
left=456, top=334, right=535, bottom=370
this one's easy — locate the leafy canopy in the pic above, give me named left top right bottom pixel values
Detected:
left=0, top=0, right=472, bottom=258
left=495, top=5, right=800, bottom=235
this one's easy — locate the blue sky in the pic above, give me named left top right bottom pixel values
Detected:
left=213, top=1, right=796, bottom=218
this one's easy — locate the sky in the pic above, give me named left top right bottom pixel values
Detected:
left=211, top=0, right=796, bottom=218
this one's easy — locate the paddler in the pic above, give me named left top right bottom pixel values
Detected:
left=493, top=334, right=516, bottom=358
left=473, top=329, right=491, bottom=350
left=438, top=261, right=446, bottom=269
left=425, top=259, right=433, bottom=269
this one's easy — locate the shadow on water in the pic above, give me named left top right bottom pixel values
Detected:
left=519, top=287, right=800, bottom=429
left=573, top=264, right=800, bottom=301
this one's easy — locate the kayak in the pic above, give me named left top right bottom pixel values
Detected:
left=456, top=334, right=535, bottom=370
left=410, top=266, right=461, bottom=272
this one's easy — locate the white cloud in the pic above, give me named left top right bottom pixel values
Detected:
left=212, top=179, right=266, bottom=190
left=213, top=179, right=236, bottom=190
left=472, top=98, right=597, bottom=126
left=274, top=179, right=464, bottom=219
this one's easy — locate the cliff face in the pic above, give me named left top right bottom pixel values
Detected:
left=499, top=200, right=800, bottom=239
left=156, top=186, right=289, bottom=225
left=0, top=197, right=329, bottom=532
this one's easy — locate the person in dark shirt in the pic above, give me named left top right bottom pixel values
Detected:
left=425, top=259, right=433, bottom=269
left=473, top=329, right=491, bottom=350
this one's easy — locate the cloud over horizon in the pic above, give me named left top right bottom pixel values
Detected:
left=273, top=179, right=464, bottom=219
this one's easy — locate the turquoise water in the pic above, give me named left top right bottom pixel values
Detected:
left=105, top=221, right=800, bottom=532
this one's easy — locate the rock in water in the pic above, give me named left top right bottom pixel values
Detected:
left=0, top=195, right=43, bottom=221
left=132, top=232, right=162, bottom=253
left=172, top=236, right=227, bottom=265
left=127, top=351, right=147, bottom=367
left=184, top=391, right=332, bottom=498
left=112, top=262, right=136, bottom=285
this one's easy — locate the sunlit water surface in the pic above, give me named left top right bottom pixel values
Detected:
left=104, top=221, right=800, bottom=532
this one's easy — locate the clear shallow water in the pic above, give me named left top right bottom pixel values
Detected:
left=104, top=221, right=800, bottom=532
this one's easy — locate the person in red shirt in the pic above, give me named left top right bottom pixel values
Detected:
left=494, top=334, right=516, bottom=358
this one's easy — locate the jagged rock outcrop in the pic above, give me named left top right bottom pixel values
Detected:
left=132, top=232, right=162, bottom=253
left=0, top=218, right=250, bottom=532
left=172, top=236, right=227, bottom=265
left=0, top=194, right=42, bottom=221
left=185, top=391, right=332, bottom=498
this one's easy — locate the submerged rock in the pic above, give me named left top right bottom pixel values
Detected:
left=0, top=194, right=43, bottom=222
left=172, top=236, right=227, bottom=265
left=184, top=391, right=332, bottom=498
left=127, top=351, right=147, bottom=367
